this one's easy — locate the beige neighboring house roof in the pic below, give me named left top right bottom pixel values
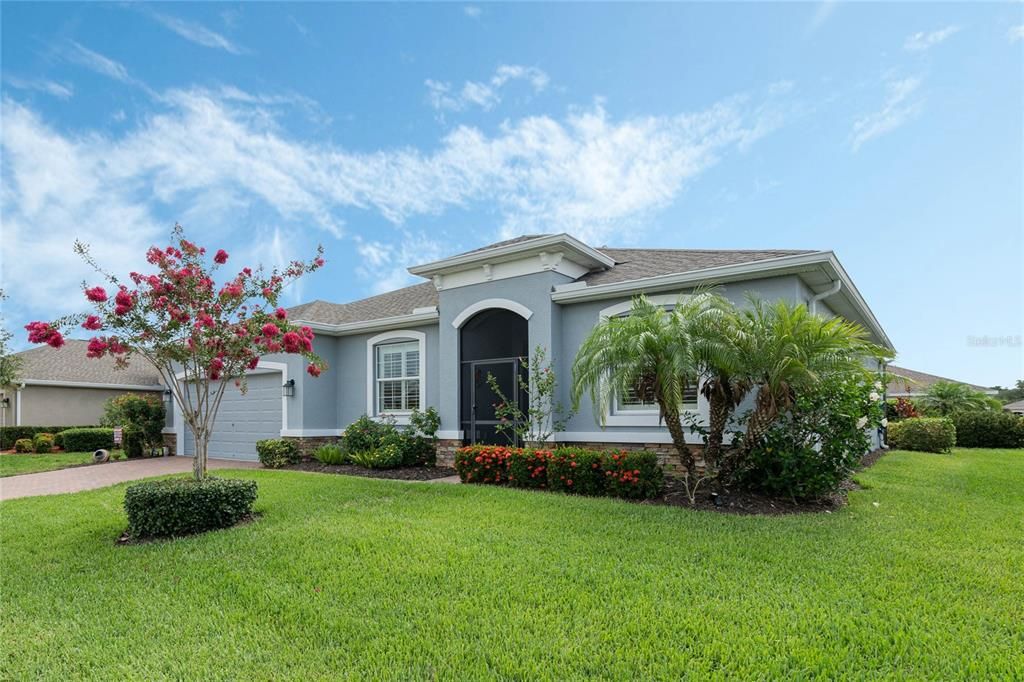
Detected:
left=886, top=365, right=995, bottom=397
left=1003, top=399, right=1024, bottom=415
left=10, top=340, right=164, bottom=389
left=288, top=234, right=815, bottom=326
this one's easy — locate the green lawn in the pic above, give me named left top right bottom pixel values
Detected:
left=1, top=449, right=1021, bottom=679
left=0, top=451, right=97, bottom=477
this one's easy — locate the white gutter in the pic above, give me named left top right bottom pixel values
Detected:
left=810, top=279, right=842, bottom=315
left=295, top=308, right=440, bottom=337
left=19, top=379, right=165, bottom=391
left=15, top=383, right=23, bottom=426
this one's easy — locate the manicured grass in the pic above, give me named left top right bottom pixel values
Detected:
left=2, top=449, right=1022, bottom=679
left=0, top=451, right=97, bottom=477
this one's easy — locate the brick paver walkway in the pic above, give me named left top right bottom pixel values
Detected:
left=0, top=457, right=260, bottom=501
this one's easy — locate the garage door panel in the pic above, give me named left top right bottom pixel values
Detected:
left=183, top=372, right=283, bottom=461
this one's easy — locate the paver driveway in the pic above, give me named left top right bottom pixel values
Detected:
left=0, top=457, right=260, bottom=501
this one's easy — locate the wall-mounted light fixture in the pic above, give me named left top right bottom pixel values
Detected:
left=1, top=397, right=9, bottom=408
left=282, top=379, right=296, bottom=397
left=162, top=389, right=173, bottom=405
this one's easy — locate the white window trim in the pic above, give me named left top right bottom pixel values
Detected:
left=173, top=361, right=288, bottom=457
left=451, top=298, right=533, bottom=328
left=366, top=330, right=426, bottom=425
left=597, top=294, right=702, bottom=427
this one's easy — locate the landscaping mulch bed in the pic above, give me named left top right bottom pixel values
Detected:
left=287, top=461, right=458, bottom=481
left=645, top=479, right=852, bottom=515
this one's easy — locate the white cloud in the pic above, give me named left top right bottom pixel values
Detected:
left=1009, top=25, right=1024, bottom=43
left=1, top=82, right=787, bottom=322
left=4, top=76, right=74, bottom=99
left=64, top=41, right=135, bottom=84
left=151, top=12, right=248, bottom=55
left=463, top=6, right=482, bottom=18
left=850, top=76, right=923, bottom=151
left=426, top=64, right=550, bottom=112
left=356, top=233, right=447, bottom=294
left=806, top=1, right=838, bottom=34
left=904, top=25, right=960, bottom=52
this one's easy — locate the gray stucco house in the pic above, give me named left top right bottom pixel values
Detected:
left=3, top=340, right=165, bottom=428
left=167, top=233, right=893, bottom=466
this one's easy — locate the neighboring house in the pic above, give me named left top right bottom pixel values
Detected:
left=1, top=340, right=166, bottom=428
left=1003, top=399, right=1024, bottom=416
left=165, top=233, right=894, bottom=466
left=885, top=365, right=996, bottom=399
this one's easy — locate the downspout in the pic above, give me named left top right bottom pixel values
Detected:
left=15, top=382, right=24, bottom=426
left=810, top=279, right=841, bottom=315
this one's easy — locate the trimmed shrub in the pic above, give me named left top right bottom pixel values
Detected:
left=14, top=438, right=34, bottom=453
left=32, top=433, right=55, bottom=453
left=603, top=451, right=664, bottom=500
left=547, top=447, right=605, bottom=495
left=123, top=428, right=147, bottom=458
left=56, top=428, right=114, bottom=452
left=101, top=394, right=165, bottom=448
left=0, top=425, right=96, bottom=450
left=342, top=415, right=391, bottom=453
left=124, top=477, right=258, bottom=539
left=256, top=438, right=300, bottom=468
left=454, top=445, right=514, bottom=484
left=508, top=449, right=550, bottom=489
left=950, top=411, right=1024, bottom=449
left=349, top=443, right=404, bottom=469
left=887, top=417, right=956, bottom=453
left=313, top=444, right=348, bottom=465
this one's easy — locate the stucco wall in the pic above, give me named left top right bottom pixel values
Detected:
left=9, top=385, right=163, bottom=427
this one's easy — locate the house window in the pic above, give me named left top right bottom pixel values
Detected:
left=617, top=378, right=699, bottom=412
left=376, top=341, right=420, bottom=413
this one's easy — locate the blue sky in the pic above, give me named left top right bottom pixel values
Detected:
left=1, top=2, right=1022, bottom=387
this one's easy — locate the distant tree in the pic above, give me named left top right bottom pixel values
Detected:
left=994, top=380, right=1024, bottom=404
left=918, top=381, right=992, bottom=416
left=0, top=290, right=23, bottom=388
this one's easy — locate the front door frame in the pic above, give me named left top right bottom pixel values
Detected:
left=462, top=355, right=525, bottom=446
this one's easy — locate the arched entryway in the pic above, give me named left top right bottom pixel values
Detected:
left=459, top=308, right=529, bottom=445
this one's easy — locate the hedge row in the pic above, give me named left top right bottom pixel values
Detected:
left=887, top=417, right=956, bottom=453
left=454, top=445, right=664, bottom=500
left=1, top=425, right=97, bottom=449
left=950, top=411, right=1024, bottom=449
left=124, top=477, right=258, bottom=539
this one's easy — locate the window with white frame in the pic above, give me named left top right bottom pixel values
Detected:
left=376, top=341, right=420, bottom=413
left=617, top=377, right=699, bottom=413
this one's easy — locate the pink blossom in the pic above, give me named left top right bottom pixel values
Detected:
left=85, top=286, right=108, bottom=302
left=282, top=331, right=303, bottom=353
left=261, top=323, right=280, bottom=337
left=220, top=283, right=243, bottom=299
left=25, top=321, right=63, bottom=347
left=275, top=307, right=287, bottom=320
left=247, top=356, right=260, bottom=370
left=82, top=315, right=103, bottom=331
left=86, top=337, right=108, bottom=358
left=214, top=249, right=229, bottom=264
left=314, top=257, right=325, bottom=267
left=208, top=357, right=224, bottom=380
left=114, top=289, right=135, bottom=316
left=108, top=338, right=128, bottom=355
left=262, top=287, right=274, bottom=298
left=307, top=363, right=321, bottom=378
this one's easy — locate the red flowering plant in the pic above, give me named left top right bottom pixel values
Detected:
left=453, top=445, right=516, bottom=484
left=547, top=447, right=605, bottom=495
left=24, top=225, right=327, bottom=481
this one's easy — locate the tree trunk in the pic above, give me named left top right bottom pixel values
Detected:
left=741, top=390, right=779, bottom=460
left=660, top=400, right=704, bottom=504
left=192, top=430, right=208, bottom=481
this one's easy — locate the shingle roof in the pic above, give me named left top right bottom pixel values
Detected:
left=1003, top=399, right=1024, bottom=413
left=455, top=234, right=552, bottom=256
left=886, top=365, right=994, bottom=396
left=288, top=282, right=439, bottom=326
left=289, top=237, right=817, bottom=325
left=581, top=248, right=815, bottom=286
left=14, top=340, right=164, bottom=387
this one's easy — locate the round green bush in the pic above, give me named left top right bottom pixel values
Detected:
left=887, top=417, right=956, bottom=453
left=59, top=428, right=114, bottom=452
left=255, top=438, right=299, bottom=468
left=124, top=477, right=258, bottom=539
left=32, top=433, right=55, bottom=453
left=14, top=438, right=34, bottom=453
left=603, top=451, right=664, bottom=500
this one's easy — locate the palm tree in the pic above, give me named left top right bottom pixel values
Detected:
left=919, top=381, right=991, bottom=416
left=734, top=297, right=891, bottom=461
left=571, top=293, right=733, bottom=502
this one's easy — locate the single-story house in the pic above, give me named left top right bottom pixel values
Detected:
left=2, top=339, right=166, bottom=428
left=166, top=233, right=894, bottom=468
left=1003, top=399, right=1024, bottom=416
left=885, top=365, right=996, bottom=399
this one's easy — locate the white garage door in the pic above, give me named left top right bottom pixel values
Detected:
left=183, top=371, right=283, bottom=461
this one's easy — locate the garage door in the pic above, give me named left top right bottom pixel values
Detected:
left=183, top=370, right=283, bottom=461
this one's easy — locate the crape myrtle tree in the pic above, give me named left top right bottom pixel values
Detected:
left=25, top=225, right=327, bottom=481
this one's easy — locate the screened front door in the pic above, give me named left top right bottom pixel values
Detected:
left=464, top=359, right=519, bottom=445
